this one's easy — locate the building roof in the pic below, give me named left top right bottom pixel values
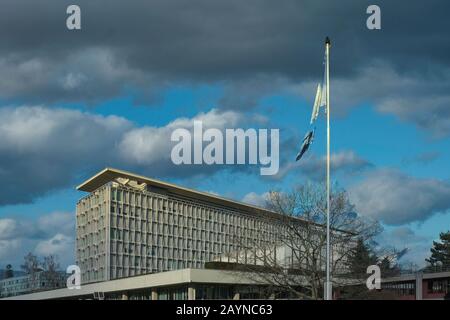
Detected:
left=0, top=268, right=280, bottom=300
left=382, top=270, right=450, bottom=283
left=2, top=267, right=358, bottom=300
left=77, top=167, right=280, bottom=219
left=76, top=167, right=354, bottom=234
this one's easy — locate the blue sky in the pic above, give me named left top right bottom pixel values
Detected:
left=1, top=85, right=449, bottom=268
left=1, top=0, right=450, bottom=270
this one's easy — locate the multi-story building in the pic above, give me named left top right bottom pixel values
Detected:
left=0, top=272, right=66, bottom=298
left=76, top=168, right=289, bottom=284
left=76, top=167, right=350, bottom=285
left=0, top=167, right=351, bottom=300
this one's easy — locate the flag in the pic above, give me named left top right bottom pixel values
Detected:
left=310, top=84, right=321, bottom=124
left=320, top=81, right=327, bottom=110
left=310, top=56, right=327, bottom=124
left=295, top=129, right=314, bottom=161
left=297, top=42, right=327, bottom=162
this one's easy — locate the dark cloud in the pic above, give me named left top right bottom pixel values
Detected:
left=294, top=63, right=450, bottom=135
left=0, top=1, right=449, bottom=114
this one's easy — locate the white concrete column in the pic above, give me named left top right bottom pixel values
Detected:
left=188, top=286, right=196, bottom=300
left=415, top=272, right=423, bottom=300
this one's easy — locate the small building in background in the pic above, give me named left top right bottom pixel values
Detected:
left=0, top=271, right=66, bottom=298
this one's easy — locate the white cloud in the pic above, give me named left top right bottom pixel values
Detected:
left=242, top=192, right=270, bottom=207
left=0, top=105, right=131, bottom=152
left=274, top=150, right=371, bottom=181
left=0, top=212, right=75, bottom=268
left=0, top=219, right=18, bottom=240
left=34, top=234, right=74, bottom=258
left=37, top=212, right=74, bottom=237
left=0, top=106, right=132, bottom=204
left=377, top=227, right=431, bottom=268
left=349, top=169, right=450, bottom=225
left=118, top=109, right=246, bottom=165
left=0, top=239, right=21, bottom=261
left=0, top=106, right=260, bottom=205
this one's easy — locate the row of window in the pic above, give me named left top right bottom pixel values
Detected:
left=109, top=213, right=273, bottom=239
left=109, top=261, right=204, bottom=280
left=110, top=186, right=273, bottom=228
left=77, top=230, right=107, bottom=247
left=109, top=256, right=206, bottom=270
left=109, top=244, right=219, bottom=262
left=108, top=227, right=264, bottom=247
left=382, top=282, right=415, bottom=296
left=427, top=279, right=450, bottom=293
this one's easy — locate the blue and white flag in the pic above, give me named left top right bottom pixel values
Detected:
left=297, top=44, right=328, bottom=162
left=295, top=129, right=315, bottom=161
left=310, top=55, right=327, bottom=124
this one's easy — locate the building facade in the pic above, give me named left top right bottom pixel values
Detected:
left=0, top=268, right=300, bottom=300
left=0, top=272, right=66, bottom=298
left=381, top=270, right=450, bottom=300
left=76, top=168, right=288, bottom=284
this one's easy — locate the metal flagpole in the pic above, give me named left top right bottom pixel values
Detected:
left=325, top=36, right=332, bottom=300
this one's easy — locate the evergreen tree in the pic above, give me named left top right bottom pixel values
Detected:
left=347, top=238, right=378, bottom=276
left=378, top=256, right=400, bottom=277
left=341, top=238, right=379, bottom=299
left=426, top=231, right=450, bottom=268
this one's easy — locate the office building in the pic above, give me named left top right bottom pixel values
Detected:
left=76, top=168, right=293, bottom=284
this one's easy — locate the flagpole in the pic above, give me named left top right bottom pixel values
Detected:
left=325, top=36, right=332, bottom=300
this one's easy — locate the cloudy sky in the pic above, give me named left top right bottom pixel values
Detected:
left=1, top=0, right=450, bottom=269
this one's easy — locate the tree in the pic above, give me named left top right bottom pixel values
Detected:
left=229, top=183, right=382, bottom=300
left=20, top=253, right=63, bottom=292
left=346, top=238, right=378, bottom=276
left=339, top=241, right=407, bottom=299
left=378, top=256, right=400, bottom=278
left=21, top=252, right=41, bottom=292
left=21, top=252, right=41, bottom=274
left=337, top=238, right=379, bottom=299
left=426, top=231, right=450, bottom=269
left=42, top=255, right=61, bottom=289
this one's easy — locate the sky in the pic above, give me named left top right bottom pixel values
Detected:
left=1, top=0, right=450, bottom=270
